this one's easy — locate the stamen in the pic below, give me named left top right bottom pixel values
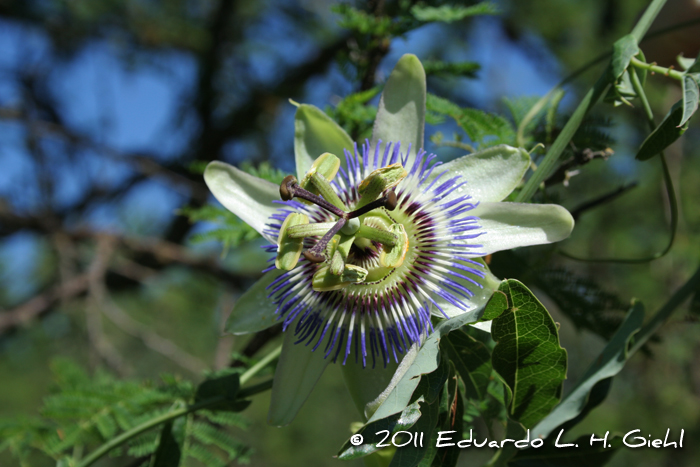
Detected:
left=356, top=224, right=398, bottom=247
left=287, top=222, right=337, bottom=238
left=280, top=175, right=346, bottom=218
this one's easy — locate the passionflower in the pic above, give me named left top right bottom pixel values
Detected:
left=204, top=55, right=574, bottom=426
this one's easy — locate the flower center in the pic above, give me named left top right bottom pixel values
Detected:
left=275, top=152, right=410, bottom=293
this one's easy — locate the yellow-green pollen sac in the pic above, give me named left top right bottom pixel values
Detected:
left=276, top=153, right=409, bottom=292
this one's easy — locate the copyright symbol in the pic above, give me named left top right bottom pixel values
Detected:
left=350, top=434, right=363, bottom=446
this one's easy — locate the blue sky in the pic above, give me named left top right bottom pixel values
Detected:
left=0, top=12, right=570, bottom=302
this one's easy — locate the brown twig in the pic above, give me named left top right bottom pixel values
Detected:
left=86, top=237, right=126, bottom=374
left=0, top=274, right=90, bottom=334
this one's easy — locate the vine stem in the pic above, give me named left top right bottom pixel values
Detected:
left=515, top=15, right=700, bottom=147
left=240, top=344, right=282, bottom=385
left=558, top=65, right=678, bottom=263
left=515, top=0, right=668, bottom=202
left=630, top=264, right=700, bottom=355
left=76, top=345, right=282, bottom=467
left=629, top=56, right=685, bottom=80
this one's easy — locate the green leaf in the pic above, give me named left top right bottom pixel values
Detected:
left=341, top=356, right=447, bottom=463
left=426, top=366, right=463, bottom=467
left=441, top=330, right=491, bottom=400
left=194, top=373, right=246, bottom=412
left=371, top=54, right=426, bottom=168
left=677, top=54, right=697, bottom=71
left=636, top=99, right=687, bottom=160
left=411, top=2, right=500, bottom=22
left=326, top=87, right=379, bottom=141
left=533, top=269, right=628, bottom=342
left=426, top=94, right=517, bottom=148
left=179, top=205, right=259, bottom=249
left=491, top=280, right=568, bottom=428
left=422, top=60, right=480, bottom=78
left=610, top=34, right=639, bottom=80
left=190, top=422, right=249, bottom=461
left=686, top=51, right=700, bottom=73
left=481, top=290, right=509, bottom=322
left=388, top=393, right=440, bottom=467
left=151, top=422, right=182, bottom=467
left=680, top=73, right=700, bottom=127
left=510, top=434, right=624, bottom=466
left=294, top=104, right=354, bottom=180
left=531, top=302, right=644, bottom=439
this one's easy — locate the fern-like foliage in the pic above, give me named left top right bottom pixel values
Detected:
left=571, top=114, right=616, bottom=152
left=427, top=93, right=516, bottom=150
left=410, top=2, right=500, bottom=23
left=423, top=60, right=480, bottom=78
left=534, top=268, right=629, bottom=341
left=326, top=87, right=380, bottom=141
left=0, top=359, right=251, bottom=467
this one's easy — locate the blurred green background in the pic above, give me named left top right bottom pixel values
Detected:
left=0, top=0, right=699, bottom=466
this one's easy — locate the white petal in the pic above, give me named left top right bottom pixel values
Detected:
left=431, top=262, right=501, bottom=319
left=371, top=54, right=426, bottom=169
left=428, top=145, right=530, bottom=203
left=204, top=161, right=279, bottom=242
left=267, top=327, right=331, bottom=426
left=473, top=202, right=574, bottom=255
left=225, top=271, right=282, bottom=335
left=470, top=321, right=492, bottom=332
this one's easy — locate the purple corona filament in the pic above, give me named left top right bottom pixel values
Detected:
left=264, top=141, right=486, bottom=368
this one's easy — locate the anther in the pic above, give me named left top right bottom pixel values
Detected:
left=278, top=174, right=346, bottom=217
left=303, top=250, right=326, bottom=263
left=279, top=175, right=297, bottom=201
left=385, top=190, right=398, bottom=211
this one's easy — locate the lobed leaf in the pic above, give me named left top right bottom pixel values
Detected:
left=441, top=330, right=491, bottom=401
left=491, top=280, right=568, bottom=428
